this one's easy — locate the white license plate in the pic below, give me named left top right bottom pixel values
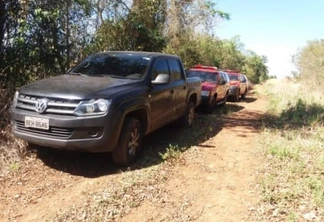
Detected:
left=25, top=116, right=49, bottom=130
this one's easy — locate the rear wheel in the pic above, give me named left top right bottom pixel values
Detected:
left=178, top=101, right=195, bottom=127
left=112, top=118, right=142, bottom=166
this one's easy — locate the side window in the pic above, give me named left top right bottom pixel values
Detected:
left=168, top=58, right=184, bottom=81
left=240, top=75, right=246, bottom=82
left=151, top=58, right=170, bottom=81
left=219, top=72, right=225, bottom=82
left=225, top=73, right=230, bottom=82
left=215, top=73, right=220, bottom=82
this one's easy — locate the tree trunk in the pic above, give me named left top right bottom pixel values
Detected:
left=66, top=0, right=70, bottom=69
left=0, top=0, right=5, bottom=68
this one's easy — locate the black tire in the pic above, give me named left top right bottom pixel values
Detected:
left=220, top=93, right=228, bottom=107
left=178, top=101, right=195, bottom=127
left=112, top=118, right=142, bottom=166
left=206, top=97, right=216, bottom=113
left=233, top=90, right=240, bottom=102
left=27, top=142, right=41, bottom=149
left=241, top=89, right=247, bottom=100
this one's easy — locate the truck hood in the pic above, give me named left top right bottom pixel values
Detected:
left=19, top=74, right=140, bottom=99
left=202, top=82, right=217, bottom=91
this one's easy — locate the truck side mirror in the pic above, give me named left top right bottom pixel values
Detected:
left=151, top=74, right=170, bottom=85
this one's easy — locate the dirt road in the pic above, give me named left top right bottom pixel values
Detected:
left=0, top=92, right=267, bottom=222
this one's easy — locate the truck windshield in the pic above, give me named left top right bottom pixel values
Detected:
left=187, top=70, right=217, bottom=83
left=228, top=74, right=239, bottom=81
left=69, top=53, right=150, bottom=79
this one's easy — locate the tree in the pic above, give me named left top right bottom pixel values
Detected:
left=164, top=0, right=230, bottom=69
left=0, top=0, right=93, bottom=91
left=294, top=39, right=324, bottom=89
left=89, top=0, right=166, bottom=52
left=217, top=36, right=245, bottom=70
left=242, top=50, right=269, bottom=83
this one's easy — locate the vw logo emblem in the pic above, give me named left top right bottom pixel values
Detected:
left=35, top=99, right=48, bottom=113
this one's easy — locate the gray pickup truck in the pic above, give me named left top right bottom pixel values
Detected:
left=11, top=51, right=201, bottom=166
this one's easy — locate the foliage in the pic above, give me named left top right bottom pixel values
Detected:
left=242, top=50, right=269, bottom=83
left=89, top=0, right=166, bottom=52
left=294, top=39, right=324, bottom=90
left=159, top=144, right=184, bottom=162
left=164, top=33, right=268, bottom=83
left=0, top=0, right=92, bottom=92
left=217, top=36, right=245, bottom=70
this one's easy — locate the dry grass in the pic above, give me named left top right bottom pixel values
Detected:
left=51, top=165, right=173, bottom=222
left=0, top=89, right=28, bottom=177
left=255, top=78, right=324, bottom=221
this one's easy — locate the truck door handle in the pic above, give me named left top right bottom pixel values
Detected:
left=183, top=86, right=187, bottom=90
left=170, top=89, right=174, bottom=94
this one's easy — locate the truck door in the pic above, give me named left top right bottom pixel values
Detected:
left=167, top=58, right=187, bottom=118
left=217, top=72, right=226, bottom=100
left=149, top=58, right=175, bottom=131
left=239, top=74, right=247, bottom=93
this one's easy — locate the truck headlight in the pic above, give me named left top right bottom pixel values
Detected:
left=97, top=99, right=109, bottom=112
left=75, top=99, right=111, bottom=116
left=201, top=91, right=210, bottom=96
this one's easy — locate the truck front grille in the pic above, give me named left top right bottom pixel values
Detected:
left=14, top=121, right=73, bottom=139
left=16, top=94, right=80, bottom=115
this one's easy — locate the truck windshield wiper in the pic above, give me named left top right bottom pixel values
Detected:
left=106, top=74, right=126, bottom=79
left=68, top=72, right=88, bottom=77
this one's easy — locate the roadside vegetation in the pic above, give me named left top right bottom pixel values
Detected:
left=256, top=48, right=324, bottom=221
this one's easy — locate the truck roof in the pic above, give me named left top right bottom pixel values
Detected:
left=93, top=51, right=180, bottom=59
left=222, top=69, right=241, bottom=75
left=189, top=64, right=219, bottom=73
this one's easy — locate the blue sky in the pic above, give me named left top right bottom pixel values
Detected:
left=215, top=0, right=324, bottom=77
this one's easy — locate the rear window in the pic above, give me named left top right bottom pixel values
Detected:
left=187, top=70, right=218, bottom=83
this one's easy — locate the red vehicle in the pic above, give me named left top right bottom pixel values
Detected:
left=224, top=70, right=249, bottom=102
left=187, top=65, right=230, bottom=113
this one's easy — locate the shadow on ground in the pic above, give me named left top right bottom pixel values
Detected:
left=32, top=101, right=252, bottom=177
left=262, top=98, right=324, bottom=129
left=33, top=148, right=118, bottom=177
left=223, top=110, right=264, bottom=138
left=242, top=97, right=257, bottom=103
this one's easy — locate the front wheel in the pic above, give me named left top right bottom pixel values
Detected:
left=241, top=89, right=247, bottom=100
left=206, top=97, right=216, bottom=113
left=233, top=90, right=240, bottom=102
left=220, top=93, right=228, bottom=107
left=178, top=101, right=195, bottom=127
left=112, top=118, right=142, bottom=166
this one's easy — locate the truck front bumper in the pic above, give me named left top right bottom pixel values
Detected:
left=228, top=86, right=239, bottom=97
left=11, top=108, right=122, bottom=152
left=200, top=95, right=212, bottom=105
